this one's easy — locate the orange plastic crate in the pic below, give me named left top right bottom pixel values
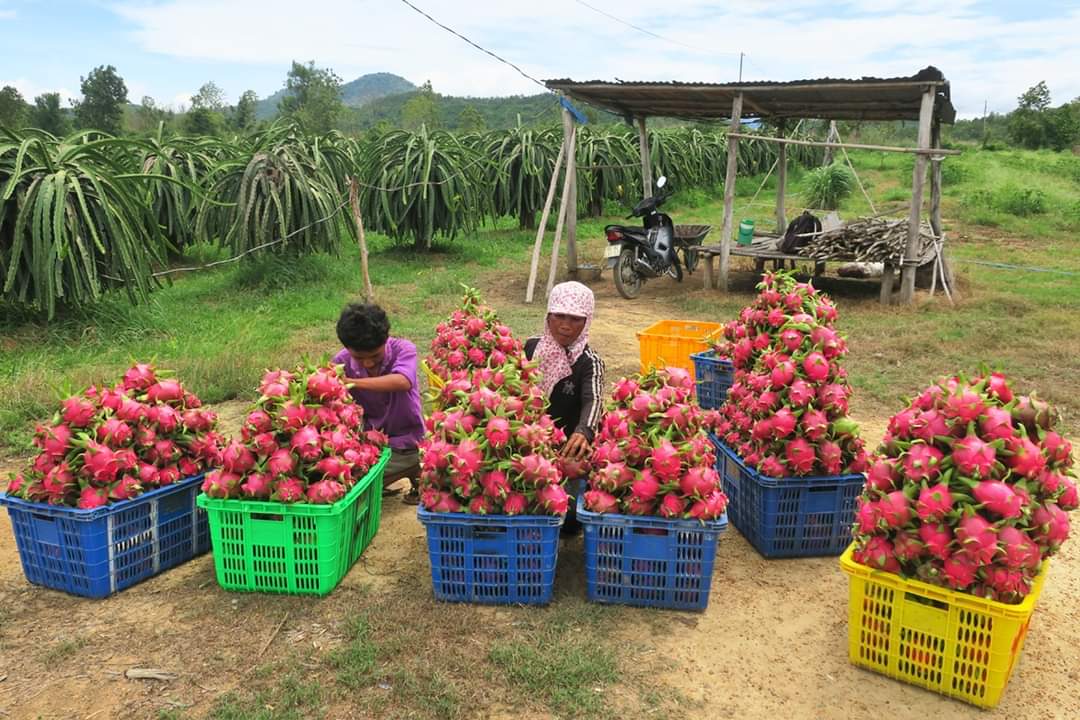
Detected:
left=636, top=320, right=722, bottom=380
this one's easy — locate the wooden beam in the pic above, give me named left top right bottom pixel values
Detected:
left=566, top=108, right=578, bottom=273
left=718, top=92, right=743, bottom=292
left=775, top=119, right=787, bottom=234
left=637, top=116, right=652, bottom=199
left=525, top=138, right=566, bottom=303
left=724, top=132, right=960, bottom=156
left=900, top=88, right=936, bottom=304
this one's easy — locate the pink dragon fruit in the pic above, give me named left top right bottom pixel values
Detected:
left=952, top=436, right=997, bottom=479
left=915, top=483, right=954, bottom=522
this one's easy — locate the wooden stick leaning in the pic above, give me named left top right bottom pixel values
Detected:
left=348, top=178, right=374, bottom=302
left=525, top=139, right=567, bottom=303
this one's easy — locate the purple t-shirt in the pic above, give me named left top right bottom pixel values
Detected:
left=333, top=338, right=425, bottom=450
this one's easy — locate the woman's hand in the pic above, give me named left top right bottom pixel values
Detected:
left=561, top=432, right=591, bottom=460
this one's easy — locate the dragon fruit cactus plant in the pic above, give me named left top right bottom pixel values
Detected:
left=418, top=287, right=571, bottom=516
left=6, top=363, right=220, bottom=509
left=711, top=271, right=868, bottom=478
left=198, top=362, right=386, bottom=504
left=583, top=366, right=728, bottom=522
left=851, top=369, right=1077, bottom=604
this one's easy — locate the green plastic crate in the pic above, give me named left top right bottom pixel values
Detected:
left=197, top=447, right=389, bottom=595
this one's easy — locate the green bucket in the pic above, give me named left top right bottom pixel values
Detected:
left=737, top=219, right=755, bottom=246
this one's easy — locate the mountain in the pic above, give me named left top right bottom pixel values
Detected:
left=255, top=72, right=416, bottom=120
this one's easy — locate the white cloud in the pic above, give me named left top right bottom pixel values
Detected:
left=107, top=0, right=1080, bottom=117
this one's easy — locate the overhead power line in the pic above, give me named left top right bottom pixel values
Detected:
left=398, top=0, right=550, bottom=92
left=574, top=0, right=743, bottom=59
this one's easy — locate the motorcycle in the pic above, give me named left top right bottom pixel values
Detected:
left=602, top=177, right=702, bottom=299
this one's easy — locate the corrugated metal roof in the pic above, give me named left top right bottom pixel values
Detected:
left=545, top=66, right=955, bottom=124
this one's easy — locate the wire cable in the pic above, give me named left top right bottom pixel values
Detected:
left=398, top=0, right=550, bottom=91
left=574, top=0, right=743, bottom=58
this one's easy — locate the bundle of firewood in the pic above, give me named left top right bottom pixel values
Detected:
left=801, top=218, right=936, bottom=264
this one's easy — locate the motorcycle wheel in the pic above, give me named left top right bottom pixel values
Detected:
left=613, top=248, right=643, bottom=299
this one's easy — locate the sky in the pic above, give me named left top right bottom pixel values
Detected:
left=1, top=0, right=1079, bottom=119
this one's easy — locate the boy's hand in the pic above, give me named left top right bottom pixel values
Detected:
left=561, top=432, right=591, bottom=460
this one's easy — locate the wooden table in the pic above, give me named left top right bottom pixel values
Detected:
left=697, top=236, right=899, bottom=304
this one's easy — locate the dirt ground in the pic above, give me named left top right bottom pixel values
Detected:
left=1, top=274, right=1078, bottom=720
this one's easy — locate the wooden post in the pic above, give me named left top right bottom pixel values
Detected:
left=566, top=109, right=578, bottom=274
left=775, top=119, right=787, bottom=234
left=822, top=121, right=838, bottom=165
left=547, top=124, right=576, bottom=296
left=900, top=88, right=936, bottom=304
left=637, top=116, right=652, bottom=199
left=880, top=262, right=895, bottom=304
left=719, top=93, right=743, bottom=292
left=525, top=139, right=566, bottom=303
left=928, top=118, right=958, bottom=303
left=348, top=178, right=374, bottom=302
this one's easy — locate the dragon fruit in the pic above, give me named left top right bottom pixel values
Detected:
left=852, top=368, right=1076, bottom=604
left=710, top=272, right=867, bottom=479
left=6, top=363, right=220, bottom=508
left=202, top=362, right=385, bottom=505
left=585, top=366, right=727, bottom=521
left=418, top=288, right=568, bottom=516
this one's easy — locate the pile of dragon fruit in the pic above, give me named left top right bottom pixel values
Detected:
left=582, top=366, right=728, bottom=521
left=5, top=363, right=221, bottom=509
left=418, top=287, right=572, bottom=516
left=200, top=363, right=386, bottom=504
left=852, top=371, right=1077, bottom=603
left=712, top=272, right=868, bottom=478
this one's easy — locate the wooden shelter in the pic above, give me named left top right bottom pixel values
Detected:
left=543, top=67, right=959, bottom=304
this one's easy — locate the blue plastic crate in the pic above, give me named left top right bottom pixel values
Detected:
left=417, top=508, right=563, bottom=605
left=710, top=436, right=863, bottom=558
left=577, top=496, right=727, bottom=611
left=0, top=475, right=209, bottom=598
left=690, top=350, right=734, bottom=409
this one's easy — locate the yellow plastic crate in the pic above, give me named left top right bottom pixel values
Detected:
left=636, top=320, right=722, bottom=380
left=839, top=544, right=1048, bottom=708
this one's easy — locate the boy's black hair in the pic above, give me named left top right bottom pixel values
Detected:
left=336, top=303, right=390, bottom=352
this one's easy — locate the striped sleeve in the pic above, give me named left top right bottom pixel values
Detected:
left=574, top=348, right=606, bottom=442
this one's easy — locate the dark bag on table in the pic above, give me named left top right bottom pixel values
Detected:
left=779, top=211, right=821, bottom=255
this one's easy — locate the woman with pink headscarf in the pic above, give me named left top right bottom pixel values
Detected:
left=525, top=281, right=605, bottom=535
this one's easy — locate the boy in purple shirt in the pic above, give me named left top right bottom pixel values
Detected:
left=334, top=303, right=425, bottom=504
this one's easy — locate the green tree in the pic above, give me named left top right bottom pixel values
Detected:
left=132, top=96, right=167, bottom=134
left=279, top=60, right=343, bottom=134
left=401, top=80, right=439, bottom=130
left=30, top=92, right=69, bottom=135
left=191, top=81, right=225, bottom=111
left=457, top=103, right=486, bottom=132
left=1017, top=81, right=1051, bottom=111
left=232, top=90, right=258, bottom=132
left=185, top=81, right=227, bottom=135
left=0, top=85, right=28, bottom=129
left=74, top=65, right=128, bottom=134
left=1046, top=101, right=1080, bottom=151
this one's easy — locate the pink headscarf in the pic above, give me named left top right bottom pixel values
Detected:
left=535, top=281, right=595, bottom=396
